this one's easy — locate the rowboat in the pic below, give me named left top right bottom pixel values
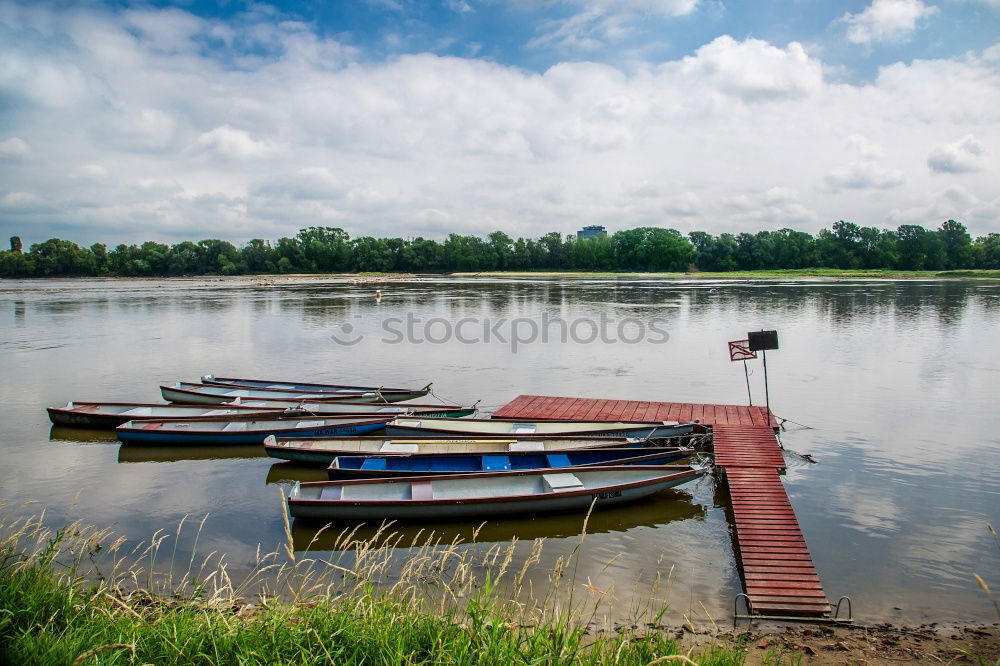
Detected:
left=288, top=465, right=705, bottom=520
left=117, top=416, right=390, bottom=445
left=161, top=382, right=387, bottom=405
left=264, top=435, right=643, bottom=465
left=201, top=375, right=432, bottom=402
left=47, top=402, right=285, bottom=429
left=327, top=447, right=694, bottom=478
left=228, top=399, right=478, bottom=419
left=384, top=417, right=694, bottom=439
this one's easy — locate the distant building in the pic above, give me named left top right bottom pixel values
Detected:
left=577, top=225, right=607, bottom=240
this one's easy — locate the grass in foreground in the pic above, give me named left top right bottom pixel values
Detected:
left=0, top=503, right=749, bottom=665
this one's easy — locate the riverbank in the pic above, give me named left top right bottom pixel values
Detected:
left=451, top=268, right=1000, bottom=280
left=2, top=510, right=997, bottom=665
left=2, top=554, right=996, bottom=665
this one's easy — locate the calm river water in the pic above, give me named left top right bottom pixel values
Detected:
left=1, top=276, right=997, bottom=625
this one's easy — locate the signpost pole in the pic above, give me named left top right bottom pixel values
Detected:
left=762, top=349, right=771, bottom=427
left=743, top=359, right=752, bottom=405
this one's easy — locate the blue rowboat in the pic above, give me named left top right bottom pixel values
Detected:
left=328, top=447, right=694, bottom=478
left=383, top=417, right=694, bottom=439
left=288, top=465, right=706, bottom=521
left=116, top=416, right=390, bottom=445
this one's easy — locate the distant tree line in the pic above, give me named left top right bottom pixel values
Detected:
left=2, top=220, right=999, bottom=278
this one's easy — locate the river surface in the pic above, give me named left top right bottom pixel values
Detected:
left=1, top=276, right=998, bottom=625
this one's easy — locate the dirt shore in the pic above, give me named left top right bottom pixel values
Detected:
left=682, top=622, right=999, bottom=664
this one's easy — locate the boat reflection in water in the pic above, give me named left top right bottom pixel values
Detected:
left=266, top=461, right=329, bottom=484
left=117, top=443, right=268, bottom=464
left=288, top=486, right=707, bottom=552
left=49, top=426, right=118, bottom=443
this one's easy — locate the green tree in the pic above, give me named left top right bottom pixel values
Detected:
left=297, top=227, right=351, bottom=272
left=937, top=219, right=973, bottom=269
left=972, top=233, right=1000, bottom=269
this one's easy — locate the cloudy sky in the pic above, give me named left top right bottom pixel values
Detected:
left=1, top=0, right=998, bottom=247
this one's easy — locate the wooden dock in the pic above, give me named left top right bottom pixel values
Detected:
left=492, top=394, right=774, bottom=426
left=493, top=395, right=833, bottom=619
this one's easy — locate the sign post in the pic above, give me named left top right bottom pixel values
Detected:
left=747, top=330, right=779, bottom=427
left=727, top=340, right=756, bottom=405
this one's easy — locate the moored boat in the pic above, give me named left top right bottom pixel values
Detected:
left=288, top=465, right=705, bottom=521
left=328, top=447, right=694, bottom=478
left=383, top=417, right=694, bottom=439
left=230, top=399, right=478, bottom=419
left=264, top=435, right=643, bottom=465
left=201, top=375, right=432, bottom=402
left=161, top=382, right=383, bottom=405
left=117, top=416, right=390, bottom=445
left=47, top=402, right=285, bottom=429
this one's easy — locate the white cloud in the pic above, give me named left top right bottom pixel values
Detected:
left=841, top=0, right=938, bottom=46
left=927, top=135, right=989, bottom=173
left=70, top=164, right=110, bottom=181
left=0, top=137, right=30, bottom=159
left=675, top=36, right=822, bottom=100
left=191, top=125, right=277, bottom=160
left=526, top=0, right=700, bottom=52
left=888, top=185, right=1000, bottom=226
left=826, top=161, right=905, bottom=190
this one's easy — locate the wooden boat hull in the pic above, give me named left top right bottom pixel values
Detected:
left=200, top=375, right=432, bottom=401
left=117, top=417, right=389, bottom=445
left=288, top=465, right=705, bottom=521
left=383, top=418, right=694, bottom=439
left=161, top=383, right=382, bottom=405
left=265, top=435, right=642, bottom=465
left=328, top=448, right=694, bottom=478
left=233, top=400, right=477, bottom=419
left=46, top=402, right=284, bottom=429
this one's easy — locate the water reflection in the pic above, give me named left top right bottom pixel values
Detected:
left=50, top=426, right=118, bottom=443
left=118, top=444, right=267, bottom=464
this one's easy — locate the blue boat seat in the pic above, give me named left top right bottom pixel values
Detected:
left=482, top=455, right=511, bottom=471
left=545, top=454, right=572, bottom=468
left=360, top=458, right=387, bottom=470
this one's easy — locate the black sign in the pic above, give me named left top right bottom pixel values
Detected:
left=747, top=330, right=779, bottom=351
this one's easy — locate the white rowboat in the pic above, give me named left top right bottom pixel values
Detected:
left=288, top=465, right=705, bottom=520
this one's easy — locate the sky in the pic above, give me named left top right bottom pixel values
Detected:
left=1, top=0, right=999, bottom=247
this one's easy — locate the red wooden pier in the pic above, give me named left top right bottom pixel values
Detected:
left=494, top=395, right=834, bottom=619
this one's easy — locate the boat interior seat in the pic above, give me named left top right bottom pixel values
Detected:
left=360, top=458, right=388, bottom=470
left=482, top=455, right=511, bottom=471
left=542, top=473, right=584, bottom=493
left=508, top=441, right=544, bottom=451
left=222, top=422, right=248, bottom=431
left=320, top=486, right=342, bottom=501
left=509, top=424, right=537, bottom=434
left=410, top=480, right=434, bottom=500
left=296, top=421, right=325, bottom=429
left=381, top=442, right=420, bottom=452
left=203, top=409, right=233, bottom=416
left=545, top=454, right=572, bottom=468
